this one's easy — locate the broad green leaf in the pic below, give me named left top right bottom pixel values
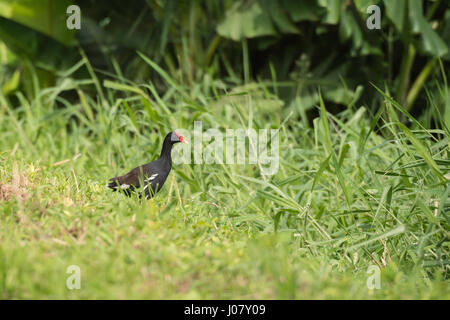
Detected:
left=319, top=0, right=342, bottom=24
left=384, top=0, right=406, bottom=34
left=281, top=0, right=324, bottom=22
left=217, top=1, right=276, bottom=41
left=259, top=0, right=299, bottom=34
left=0, top=16, right=78, bottom=71
left=409, top=0, right=448, bottom=57
left=0, top=40, right=15, bottom=63
left=0, top=0, right=75, bottom=46
left=2, top=67, right=20, bottom=95
left=353, top=0, right=376, bottom=13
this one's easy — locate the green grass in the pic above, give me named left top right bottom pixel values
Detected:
left=0, top=54, right=449, bottom=299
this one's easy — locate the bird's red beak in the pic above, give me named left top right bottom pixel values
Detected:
left=176, top=132, right=188, bottom=144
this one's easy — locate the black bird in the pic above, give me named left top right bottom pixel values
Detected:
left=107, top=131, right=187, bottom=199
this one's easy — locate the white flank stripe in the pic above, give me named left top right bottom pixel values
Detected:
left=120, top=184, right=130, bottom=189
left=142, top=174, right=158, bottom=193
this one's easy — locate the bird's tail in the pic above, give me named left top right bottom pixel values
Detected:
left=107, top=177, right=120, bottom=191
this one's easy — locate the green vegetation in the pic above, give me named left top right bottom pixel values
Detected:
left=0, top=0, right=449, bottom=299
left=1, top=55, right=449, bottom=298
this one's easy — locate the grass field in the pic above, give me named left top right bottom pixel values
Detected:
left=0, top=54, right=449, bottom=299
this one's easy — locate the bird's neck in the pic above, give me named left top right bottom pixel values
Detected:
left=159, top=139, right=173, bottom=163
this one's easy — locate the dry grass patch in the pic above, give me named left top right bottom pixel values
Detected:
left=0, top=162, right=30, bottom=202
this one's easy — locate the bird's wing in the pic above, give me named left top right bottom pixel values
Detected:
left=107, top=166, right=145, bottom=190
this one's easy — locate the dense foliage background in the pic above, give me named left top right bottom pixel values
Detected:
left=1, top=0, right=449, bottom=125
left=0, top=0, right=449, bottom=299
